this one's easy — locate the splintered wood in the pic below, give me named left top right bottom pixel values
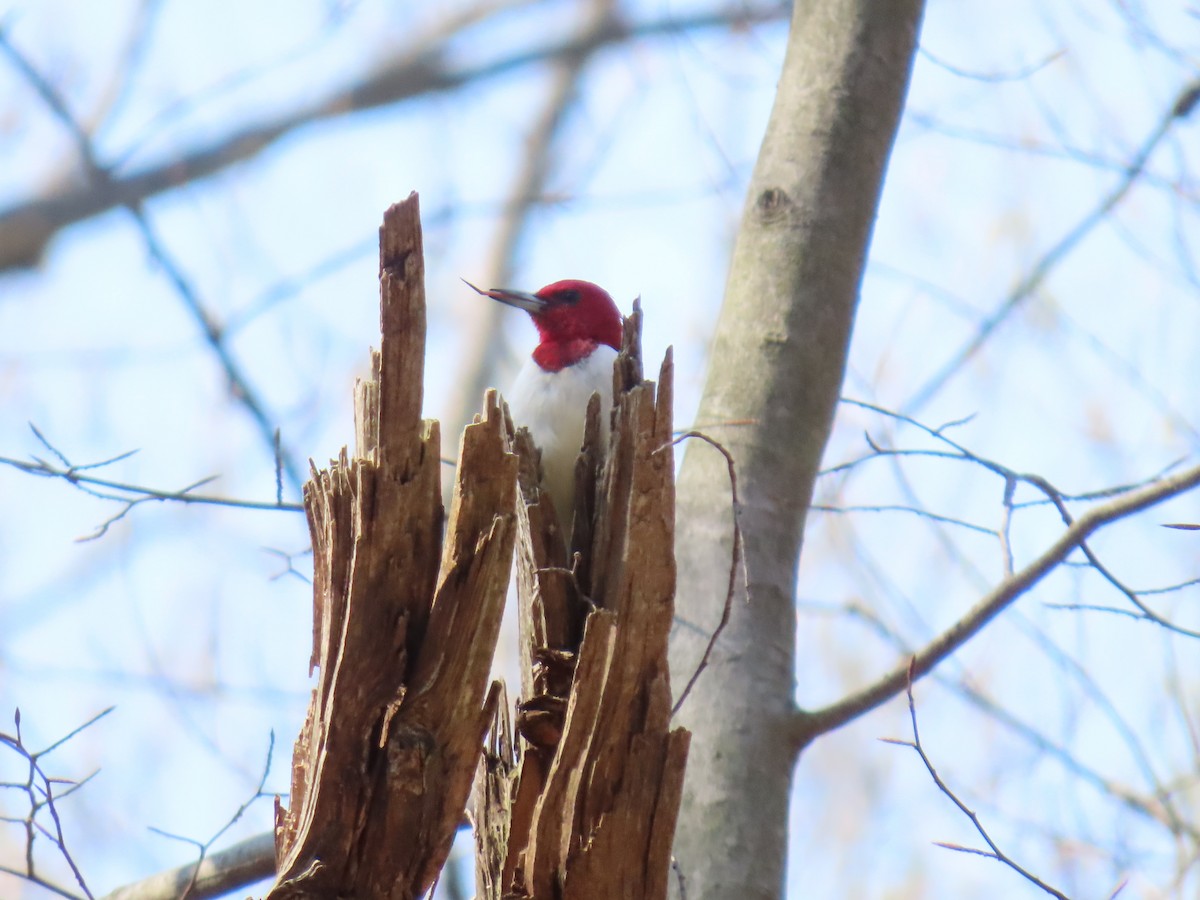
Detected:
left=476, top=304, right=690, bottom=899
left=269, top=191, right=686, bottom=900
left=268, top=194, right=517, bottom=900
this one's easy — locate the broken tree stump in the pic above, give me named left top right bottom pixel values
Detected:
left=266, top=190, right=685, bottom=900
left=269, top=193, right=516, bottom=900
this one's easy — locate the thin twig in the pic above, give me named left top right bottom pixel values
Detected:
left=903, top=76, right=1200, bottom=414
left=802, top=460, right=1200, bottom=736
left=662, top=430, right=745, bottom=716
left=143, top=733, right=276, bottom=900
left=263, top=546, right=314, bottom=584
left=917, top=46, right=1064, bottom=83
left=831, top=399, right=1200, bottom=629
left=0, top=451, right=302, bottom=520
left=881, top=662, right=1070, bottom=899
left=811, top=502, right=994, bottom=536
left=0, top=31, right=304, bottom=492
left=0, top=707, right=114, bottom=900
left=0, top=3, right=789, bottom=273
left=809, top=596, right=1192, bottom=836
left=1028, top=475, right=1200, bottom=638
left=538, top=551, right=595, bottom=610
left=672, top=856, right=687, bottom=900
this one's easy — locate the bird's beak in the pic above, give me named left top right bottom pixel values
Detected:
left=462, top=278, right=548, bottom=313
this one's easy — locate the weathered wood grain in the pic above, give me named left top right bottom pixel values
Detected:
left=269, top=194, right=516, bottom=900
left=478, top=302, right=690, bottom=900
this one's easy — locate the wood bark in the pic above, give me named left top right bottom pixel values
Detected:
left=268, top=194, right=517, bottom=900
left=668, top=2, right=926, bottom=898
left=475, top=305, right=690, bottom=899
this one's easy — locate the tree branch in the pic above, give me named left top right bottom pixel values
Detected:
left=902, top=76, right=1200, bottom=415
left=799, top=461, right=1200, bottom=740
left=0, top=449, right=301, bottom=543
left=0, top=31, right=307, bottom=492
left=881, top=666, right=1071, bottom=899
left=0, top=3, right=787, bottom=272
left=100, top=832, right=276, bottom=900
left=1, top=707, right=114, bottom=900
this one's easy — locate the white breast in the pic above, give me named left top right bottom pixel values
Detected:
left=505, top=345, right=617, bottom=528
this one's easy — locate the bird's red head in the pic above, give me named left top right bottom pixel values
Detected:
left=466, top=278, right=623, bottom=372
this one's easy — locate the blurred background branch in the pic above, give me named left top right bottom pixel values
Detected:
left=0, top=0, right=1196, bottom=897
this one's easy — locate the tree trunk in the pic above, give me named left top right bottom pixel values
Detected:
left=669, top=2, right=925, bottom=897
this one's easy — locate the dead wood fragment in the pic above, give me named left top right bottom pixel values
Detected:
left=269, top=194, right=516, bottom=900
left=476, top=301, right=690, bottom=900
left=473, top=681, right=516, bottom=900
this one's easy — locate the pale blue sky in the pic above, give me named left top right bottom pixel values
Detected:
left=1, top=1, right=1197, bottom=897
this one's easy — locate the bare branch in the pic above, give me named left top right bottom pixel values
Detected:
left=883, top=668, right=1070, bottom=899
left=903, top=75, right=1200, bottom=415
left=0, top=708, right=114, bottom=900
left=0, top=3, right=788, bottom=273
left=100, top=832, right=276, bottom=900
left=0, top=32, right=306, bottom=492
left=138, top=734, right=275, bottom=900
left=1028, top=476, right=1200, bottom=638
left=917, top=46, right=1065, bottom=83
left=0, top=444, right=302, bottom=542
left=800, top=594, right=1195, bottom=837
left=801, top=460, right=1200, bottom=738
left=826, top=400, right=1200, bottom=633
left=663, top=430, right=745, bottom=716
left=811, top=501, right=995, bottom=536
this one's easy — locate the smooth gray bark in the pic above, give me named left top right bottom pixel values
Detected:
left=669, top=2, right=925, bottom=897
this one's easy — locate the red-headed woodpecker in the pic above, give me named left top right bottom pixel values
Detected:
left=465, top=279, right=623, bottom=530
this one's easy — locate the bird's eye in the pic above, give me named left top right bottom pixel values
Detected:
left=557, top=289, right=581, bottom=305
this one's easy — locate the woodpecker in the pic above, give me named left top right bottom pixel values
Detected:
left=465, top=278, right=623, bottom=530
